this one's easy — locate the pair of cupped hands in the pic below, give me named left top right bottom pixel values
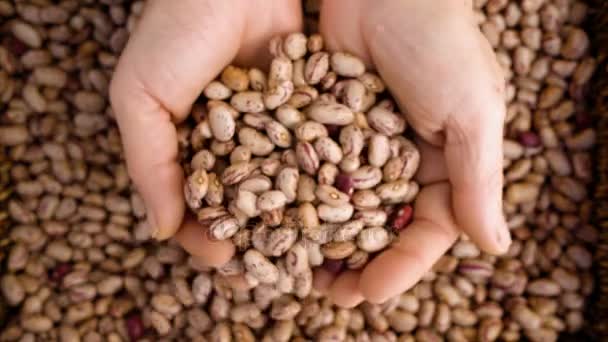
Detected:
left=109, top=0, right=511, bottom=308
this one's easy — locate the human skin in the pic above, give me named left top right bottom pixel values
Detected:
left=110, top=0, right=510, bottom=307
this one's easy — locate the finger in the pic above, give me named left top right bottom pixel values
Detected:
left=443, top=34, right=510, bottom=255
left=415, top=138, right=448, bottom=185
left=444, top=97, right=511, bottom=255
left=174, top=217, right=235, bottom=267
left=328, top=270, right=365, bottom=308
left=320, top=0, right=372, bottom=65
left=359, top=183, right=459, bottom=304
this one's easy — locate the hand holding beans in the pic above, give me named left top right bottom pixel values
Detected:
left=110, top=0, right=511, bottom=307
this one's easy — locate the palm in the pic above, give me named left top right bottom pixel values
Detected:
left=314, top=0, right=509, bottom=306
left=111, top=0, right=302, bottom=267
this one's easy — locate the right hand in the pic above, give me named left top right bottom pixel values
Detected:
left=314, top=0, right=510, bottom=307
left=110, top=0, right=302, bottom=267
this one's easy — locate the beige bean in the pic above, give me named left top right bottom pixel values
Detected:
left=306, top=102, right=355, bottom=126
left=208, top=104, right=236, bottom=142
left=318, top=203, right=354, bottom=223
left=257, top=190, right=287, bottom=211
left=276, top=167, right=299, bottom=203
left=191, top=149, right=216, bottom=171
left=296, top=205, right=319, bottom=239
left=152, top=293, right=181, bottom=317
left=244, top=250, right=280, bottom=284
left=340, top=125, right=365, bottom=156
left=21, top=315, right=53, bottom=333
left=359, top=72, right=386, bottom=93
left=561, top=28, right=589, bottom=59
left=505, top=182, right=539, bottom=204
left=204, top=81, right=232, bottom=100
left=314, top=137, right=343, bottom=164
left=230, top=146, right=252, bottom=164
left=292, top=58, right=307, bottom=87
left=566, top=245, right=592, bottom=269
left=149, top=310, right=171, bottom=336
left=221, top=66, right=249, bottom=91
left=74, top=91, right=105, bottom=112
left=357, top=227, right=391, bottom=253
left=0, top=125, right=29, bottom=146
left=231, top=303, right=262, bottom=323
left=285, top=243, right=309, bottom=276
left=45, top=241, right=72, bottom=262
left=305, top=52, right=329, bottom=84
left=351, top=166, right=383, bottom=189
left=376, top=179, right=410, bottom=203
left=264, top=80, right=294, bottom=110
left=197, top=207, right=229, bottom=225
left=283, top=33, right=307, bottom=60
left=351, top=190, right=381, bottom=210
left=288, top=85, right=319, bottom=108
left=296, top=141, right=320, bottom=175
left=544, top=148, right=572, bottom=175
left=551, top=268, right=580, bottom=291
left=205, top=173, right=224, bottom=206
left=369, top=134, right=391, bottom=167
left=236, top=190, right=259, bottom=217
left=315, top=163, right=337, bottom=186
left=331, top=52, right=366, bottom=77
left=239, top=175, right=272, bottom=194
left=340, top=154, right=361, bottom=173
left=297, top=175, right=317, bottom=202
left=243, top=112, right=273, bottom=129
left=551, top=176, right=586, bottom=202
left=184, top=169, right=209, bottom=210
left=321, top=241, right=357, bottom=259
left=268, top=57, right=293, bottom=88
left=249, top=68, right=267, bottom=91
left=293, top=268, right=313, bottom=299
left=512, top=305, right=542, bottom=330
left=315, top=184, right=350, bottom=207
left=459, top=259, right=494, bottom=279
left=1, top=274, right=25, bottom=306
left=367, top=106, right=406, bottom=136
left=239, top=127, right=275, bottom=156
left=264, top=120, right=292, bottom=148
left=452, top=240, right=481, bottom=258
left=209, top=215, right=240, bottom=240
left=276, top=105, right=305, bottom=129
left=527, top=279, right=561, bottom=296
left=230, top=91, right=265, bottom=113
left=354, top=209, right=388, bottom=227
left=33, top=67, right=67, bottom=88
left=12, top=20, right=41, bottom=48
left=343, top=80, right=366, bottom=112
left=23, top=84, right=46, bottom=113
left=295, top=121, right=328, bottom=142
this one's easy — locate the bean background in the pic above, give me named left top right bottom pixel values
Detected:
left=0, top=0, right=599, bottom=341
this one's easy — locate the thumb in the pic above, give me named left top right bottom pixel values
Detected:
left=443, top=93, right=511, bottom=254
left=322, top=0, right=511, bottom=254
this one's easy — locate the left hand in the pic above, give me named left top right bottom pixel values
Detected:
left=314, top=0, right=511, bottom=307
